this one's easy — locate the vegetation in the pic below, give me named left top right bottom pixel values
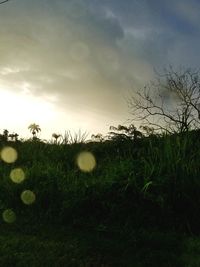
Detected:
left=52, top=133, right=62, bottom=144
left=0, top=124, right=200, bottom=266
left=128, top=66, right=200, bottom=134
left=1, top=67, right=200, bottom=265
left=28, top=123, right=41, bottom=139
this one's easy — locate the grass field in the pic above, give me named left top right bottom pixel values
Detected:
left=0, top=130, right=200, bottom=266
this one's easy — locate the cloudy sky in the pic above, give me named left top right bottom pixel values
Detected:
left=0, top=0, right=200, bottom=140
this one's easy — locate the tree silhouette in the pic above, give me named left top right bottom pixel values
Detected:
left=128, top=66, right=200, bottom=134
left=28, top=123, right=41, bottom=139
left=91, top=133, right=104, bottom=142
left=9, top=133, right=19, bottom=141
left=52, top=133, right=61, bottom=144
left=0, top=0, right=11, bottom=4
left=3, top=129, right=9, bottom=141
left=108, top=124, right=143, bottom=141
left=0, top=129, right=9, bottom=142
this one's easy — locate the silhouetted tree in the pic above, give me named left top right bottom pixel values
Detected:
left=14, top=133, right=19, bottom=141
left=91, top=133, right=104, bottom=142
left=0, top=0, right=11, bottom=4
left=28, top=123, right=41, bottom=139
left=3, top=129, right=9, bottom=141
left=9, top=133, right=19, bottom=141
left=139, top=125, right=156, bottom=137
left=128, top=66, right=200, bottom=134
left=108, top=124, right=143, bottom=141
left=52, top=133, right=61, bottom=144
left=0, top=129, right=9, bottom=142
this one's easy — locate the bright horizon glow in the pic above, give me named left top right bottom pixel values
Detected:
left=0, top=87, right=57, bottom=139
left=0, top=86, right=114, bottom=140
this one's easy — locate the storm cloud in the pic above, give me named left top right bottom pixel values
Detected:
left=0, top=0, right=200, bottom=137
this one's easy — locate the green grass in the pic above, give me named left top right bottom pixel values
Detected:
left=0, top=224, right=188, bottom=267
left=0, top=130, right=200, bottom=266
left=0, top=223, right=199, bottom=267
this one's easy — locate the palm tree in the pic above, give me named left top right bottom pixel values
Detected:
left=52, top=133, right=61, bottom=144
left=28, top=123, right=41, bottom=139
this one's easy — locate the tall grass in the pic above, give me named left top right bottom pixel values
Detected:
left=1, top=130, right=200, bottom=266
left=0, top=129, right=199, bottom=234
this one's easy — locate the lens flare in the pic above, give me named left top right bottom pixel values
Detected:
left=10, top=168, right=25, bottom=184
left=2, top=209, right=16, bottom=223
left=76, top=151, right=96, bottom=172
left=21, top=190, right=36, bottom=205
left=1, top=147, right=17, bottom=163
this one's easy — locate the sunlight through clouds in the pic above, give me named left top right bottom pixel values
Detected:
left=0, top=87, right=57, bottom=138
left=0, top=89, right=56, bottom=122
left=0, top=0, right=199, bottom=138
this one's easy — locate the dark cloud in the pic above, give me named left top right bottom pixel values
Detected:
left=0, top=0, right=200, bottom=136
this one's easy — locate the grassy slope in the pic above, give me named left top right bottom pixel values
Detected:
left=0, top=131, right=200, bottom=266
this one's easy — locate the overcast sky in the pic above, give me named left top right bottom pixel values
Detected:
left=0, top=0, right=200, bottom=140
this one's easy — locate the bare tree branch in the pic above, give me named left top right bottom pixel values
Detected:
left=128, top=66, right=200, bottom=134
left=0, top=0, right=10, bottom=4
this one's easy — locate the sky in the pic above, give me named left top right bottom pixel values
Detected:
left=0, top=0, right=200, bottom=140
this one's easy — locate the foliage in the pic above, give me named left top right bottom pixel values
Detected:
left=0, top=127, right=200, bottom=265
left=28, top=123, right=41, bottom=139
left=52, top=133, right=62, bottom=144
left=91, top=133, right=104, bottom=142
left=61, top=130, right=89, bottom=144
left=0, top=129, right=199, bottom=232
left=108, top=124, right=143, bottom=141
